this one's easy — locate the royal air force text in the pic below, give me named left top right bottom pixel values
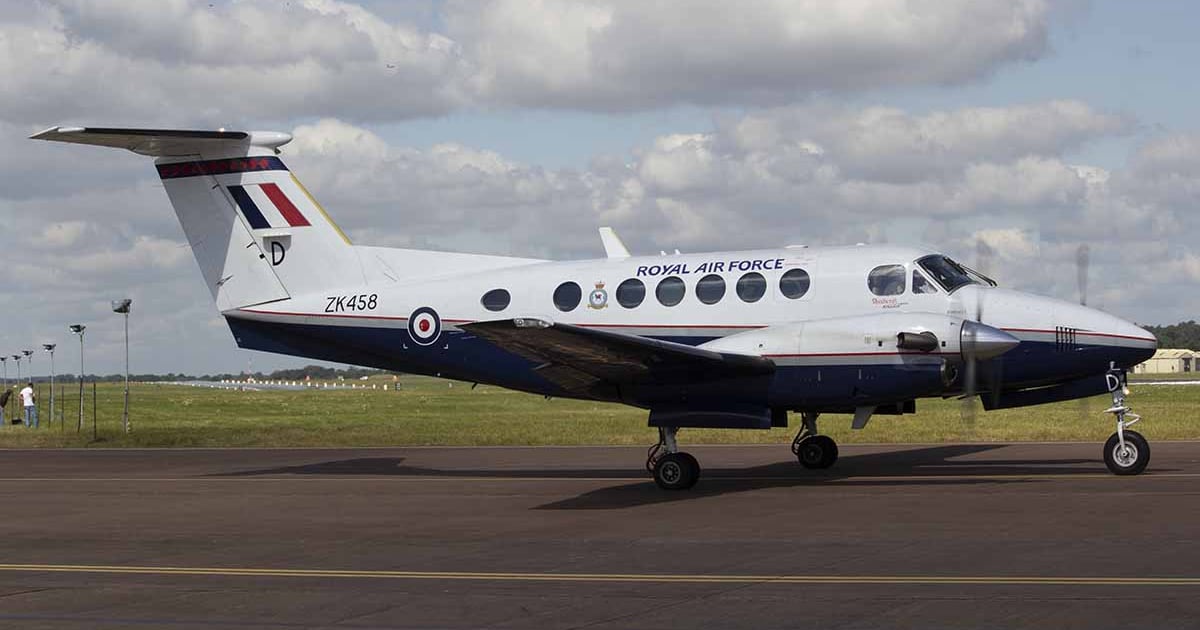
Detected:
left=635, top=258, right=785, bottom=277
left=325, top=293, right=378, bottom=313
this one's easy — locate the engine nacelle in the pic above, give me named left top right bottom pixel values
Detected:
left=699, top=311, right=964, bottom=359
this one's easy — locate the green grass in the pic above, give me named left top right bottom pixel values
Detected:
left=0, top=376, right=1195, bottom=448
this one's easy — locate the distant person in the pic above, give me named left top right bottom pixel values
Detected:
left=0, top=387, right=10, bottom=426
left=20, top=382, right=37, bottom=429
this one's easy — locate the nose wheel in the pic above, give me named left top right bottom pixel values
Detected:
left=1101, top=365, right=1150, bottom=476
left=1104, top=430, right=1149, bottom=475
left=647, top=427, right=700, bottom=490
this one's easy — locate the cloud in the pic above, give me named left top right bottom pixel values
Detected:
left=0, top=0, right=1060, bottom=126
left=450, top=0, right=1052, bottom=110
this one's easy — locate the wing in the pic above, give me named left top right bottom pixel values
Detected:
left=462, top=317, right=774, bottom=398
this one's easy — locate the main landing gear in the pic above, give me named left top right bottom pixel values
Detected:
left=647, top=427, right=700, bottom=490
left=1102, top=365, right=1150, bottom=475
left=792, top=412, right=839, bottom=469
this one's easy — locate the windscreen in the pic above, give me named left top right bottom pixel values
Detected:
left=917, top=255, right=987, bottom=292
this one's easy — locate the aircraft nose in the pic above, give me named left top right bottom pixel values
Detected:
left=1079, top=307, right=1157, bottom=368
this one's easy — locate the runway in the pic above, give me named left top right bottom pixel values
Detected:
left=1, top=443, right=1199, bottom=629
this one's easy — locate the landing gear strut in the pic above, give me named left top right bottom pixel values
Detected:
left=792, top=412, right=838, bottom=469
left=1102, top=365, right=1150, bottom=475
left=647, top=427, right=700, bottom=490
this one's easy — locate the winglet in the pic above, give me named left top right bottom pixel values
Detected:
left=598, top=227, right=631, bottom=259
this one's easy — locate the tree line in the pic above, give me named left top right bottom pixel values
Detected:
left=1143, top=321, right=1200, bottom=351
left=10, top=365, right=391, bottom=384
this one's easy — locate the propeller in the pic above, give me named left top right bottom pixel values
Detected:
left=960, top=239, right=1010, bottom=433
left=1076, top=244, right=1090, bottom=307
left=1075, top=243, right=1094, bottom=420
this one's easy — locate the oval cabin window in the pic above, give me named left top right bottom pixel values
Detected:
left=736, top=272, right=766, bottom=303
left=656, top=276, right=686, bottom=307
left=481, top=288, right=511, bottom=312
left=779, top=268, right=811, bottom=299
left=695, top=274, right=726, bottom=305
left=616, top=278, right=646, bottom=308
left=553, top=282, right=582, bottom=312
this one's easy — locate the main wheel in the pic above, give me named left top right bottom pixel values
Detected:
left=797, top=435, right=838, bottom=469
left=1103, top=430, right=1150, bottom=476
left=653, top=452, right=700, bottom=490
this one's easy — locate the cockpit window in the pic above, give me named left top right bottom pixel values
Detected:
left=912, top=269, right=938, bottom=294
left=868, top=265, right=906, bottom=296
left=917, top=255, right=993, bottom=293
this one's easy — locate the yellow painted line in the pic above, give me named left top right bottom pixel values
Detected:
left=0, top=564, right=1198, bottom=586
left=0, top=472, right=1198, bottom=483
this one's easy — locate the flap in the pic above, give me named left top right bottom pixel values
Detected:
left=462, top=318, right=775, bottom=396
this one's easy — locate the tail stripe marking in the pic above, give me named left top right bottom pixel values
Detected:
left=260, top=183, right=311, bottom=227
left=157, top=156, right=288, bottom=179
left=228, top=185, right=271, bottom=230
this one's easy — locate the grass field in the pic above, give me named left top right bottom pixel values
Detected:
left=0, top=375, right=1195, bottom=448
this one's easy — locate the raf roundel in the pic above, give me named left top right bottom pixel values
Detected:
left=407, top=307, right=441, bottom=346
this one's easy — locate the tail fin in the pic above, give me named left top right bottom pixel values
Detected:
left=31, top=126, right=362, bottom=311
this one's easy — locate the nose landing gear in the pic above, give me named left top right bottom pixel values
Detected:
left=1102, top=365, right=1150, bottom=475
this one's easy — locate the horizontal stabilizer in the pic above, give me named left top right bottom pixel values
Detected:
left=30, top=126, right=292, bottom=157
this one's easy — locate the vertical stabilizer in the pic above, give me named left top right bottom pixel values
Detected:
left=32, top=127, right=364, bottom=311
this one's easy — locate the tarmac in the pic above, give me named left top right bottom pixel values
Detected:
left=1, top=442, right=1199, bottom=629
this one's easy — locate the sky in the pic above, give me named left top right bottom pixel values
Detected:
left=0, top=0, right=1197, bottom=376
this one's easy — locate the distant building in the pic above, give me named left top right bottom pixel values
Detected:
left=1133, top=349, right=1196, bottom=374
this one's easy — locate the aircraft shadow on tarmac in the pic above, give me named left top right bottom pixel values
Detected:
left=216, top=444, right=1114, bottom=510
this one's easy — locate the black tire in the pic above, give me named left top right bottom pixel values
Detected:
left=798, top=435, right=839, bottom=469
left=1104, top=430, right=1150, bottom=476
left=653, top=452, right=700, bottom=490
left=678, top=452, right=701, bottom=489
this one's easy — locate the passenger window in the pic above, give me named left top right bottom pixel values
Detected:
left=656, top=276, right=686, bottom=307
left=695, top=274, right=726, bottom=305
left=868, top=265, right=906, bottom=296
left=481, top=288, right=511, bottom=312
left=736, top=272, right=767, bottom=303
left=912, top=270, right=938, bottom=294
left=616, top=278, right=645, bottom=308
left=553, top=281, right=582, bottom=312
left=779, top=268, right=810, bottom=299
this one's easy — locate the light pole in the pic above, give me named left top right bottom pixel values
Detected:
left=69, top=325, right=85, bottom=432
left=112, top=299, right=132, bottom=433
left=43, top=344, right=56, bottom=427
left=12, top=355, right=21, bottom=383
left=22, top=350, right=32, bottom=384
left=1, top=356, right=7, bottom=389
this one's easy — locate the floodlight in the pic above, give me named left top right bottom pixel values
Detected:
left=69, top=324, right=85, bottom=335
left=43, top=344, right=56, bottom=352
left=112, top=300, right=132, bottom=433
left=21, top=350, right=31, bottom=358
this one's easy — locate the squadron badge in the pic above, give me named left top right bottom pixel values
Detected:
left=588, top=281, right=609, bottom=309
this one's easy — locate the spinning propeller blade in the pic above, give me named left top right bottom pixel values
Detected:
left=1077, top=244, right=1090, bottom=307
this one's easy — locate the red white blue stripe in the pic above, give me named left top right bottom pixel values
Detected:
left=228, top=183, right=311, bottom=229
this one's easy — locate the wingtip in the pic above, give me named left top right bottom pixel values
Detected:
left=29, top=126, right=84, bottom=140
